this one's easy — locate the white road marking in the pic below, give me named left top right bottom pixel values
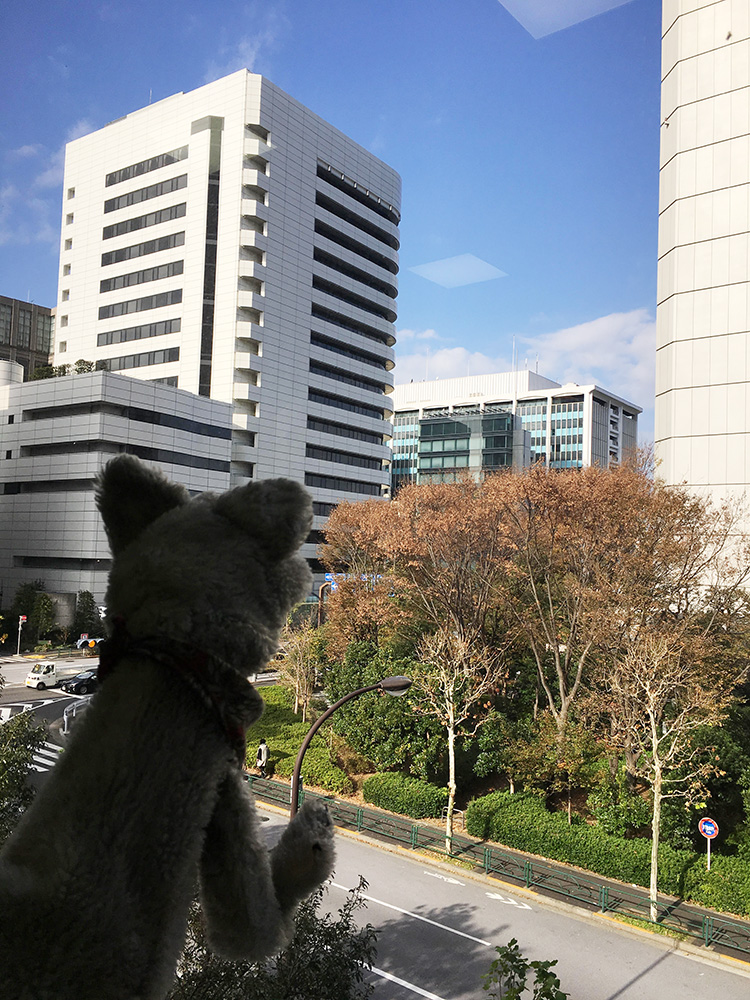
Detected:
left=371, top=966, right=447, bottom=999
left=330, top=882, right=491, bottom=946
left=30, top=742, right=63, bottom=772
left=486, top=891, right=532, bottom=910
left=0, top=708, right=10, bottom=723
left=423, top=870, right=464, bottom=885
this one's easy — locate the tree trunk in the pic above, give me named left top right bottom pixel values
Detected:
left=650, top=768, right=662, bottom=923
left=445, top=722, right=456, bottom=856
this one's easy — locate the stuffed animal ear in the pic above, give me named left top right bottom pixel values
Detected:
left=214, top=478, right=312, bottom=561
left=95, top=455, right=190, bottom=554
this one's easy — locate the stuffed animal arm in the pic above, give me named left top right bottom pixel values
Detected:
left=0, top=456, right=335, bottom=1000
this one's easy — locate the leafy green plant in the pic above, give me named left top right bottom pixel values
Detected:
left=169, top=876, right=377, bottom=999
left=0, top=712, right=47, bottom=845
left=482, top=939, right=568, bottom=999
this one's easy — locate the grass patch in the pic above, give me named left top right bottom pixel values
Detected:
left=607, top=913, right=689, bottom=941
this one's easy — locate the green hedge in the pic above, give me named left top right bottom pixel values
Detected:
left=363, top=772, right=448, bottom=819
left=466, top=791, right=697, bottom=897
left=682, top=855, right=750, bottom=917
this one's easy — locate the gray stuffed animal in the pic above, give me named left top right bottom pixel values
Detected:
left=0, top=455, right=335, bottom=1000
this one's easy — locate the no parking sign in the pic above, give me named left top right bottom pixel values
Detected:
left=699, top=816, right=719, bottom=870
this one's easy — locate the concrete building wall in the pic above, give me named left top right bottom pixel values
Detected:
left=0, top=365, right=231, bottom=603
left=656, top=0, right=750, bottom=505
left=54, top=71, right=400, bottom=570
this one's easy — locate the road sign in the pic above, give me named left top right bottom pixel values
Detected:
left=18, top=615, right=26, bottom=623
left=699, top=817, right=719, bottom=839
left=80, top=633, right=88, bottom=640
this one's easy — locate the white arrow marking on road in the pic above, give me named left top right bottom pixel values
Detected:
left=371, top=966, right=447, bottom=999
left=424, top=870, right=464, bottom=885
left=330, top=882, right=491, bottom=946
left=486, top=891, right=532, bottom=910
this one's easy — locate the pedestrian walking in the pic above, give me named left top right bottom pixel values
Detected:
left=256, top=738, right=269, bottom=778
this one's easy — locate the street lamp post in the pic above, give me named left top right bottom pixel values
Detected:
left=290, top=675, right=411, bottom=817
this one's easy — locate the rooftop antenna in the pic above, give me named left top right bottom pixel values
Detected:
left=149, top=89, right=152, bottom=105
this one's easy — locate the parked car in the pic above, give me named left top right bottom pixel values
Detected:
left=25, top=661, right=58, bottom=690
left=60, top=670, right=99, bottom=696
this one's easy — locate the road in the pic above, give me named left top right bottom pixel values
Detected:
left=261, top=810, right=750, bottom=1000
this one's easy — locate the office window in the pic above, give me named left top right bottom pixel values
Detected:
left=67, top=187, right=75, bottom=199
left=0, top=304, right=11, bottom=344
left=17, top=309, right=31, bottom=348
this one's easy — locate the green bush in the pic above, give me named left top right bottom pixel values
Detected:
left=363, top=772, right=448, bottom=819
left=683, top=855, right=750, bottom=916
left=466, top=791, right=697, bottom=896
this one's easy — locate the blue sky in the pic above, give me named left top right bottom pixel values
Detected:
left=1, top=0, right=661, bottom=437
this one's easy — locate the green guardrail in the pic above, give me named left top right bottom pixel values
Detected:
left=244, top=775, right=750, bottom=957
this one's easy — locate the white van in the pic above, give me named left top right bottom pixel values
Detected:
left=25, top=662, right=58, bottom=690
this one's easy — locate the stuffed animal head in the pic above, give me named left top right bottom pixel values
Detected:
left=95, top=455, right=313, bottom=675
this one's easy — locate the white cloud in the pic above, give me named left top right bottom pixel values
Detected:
left=34, top=119, right=96, bottom=190
left=519, top=308, right=655, bottom=413
left=498, top=0, right=636, bottom=38
left=8, top=145, right=42, bottom=159
left=393, top=345, right=512, bottom=385
left=203, top=7, right=286, bottom=84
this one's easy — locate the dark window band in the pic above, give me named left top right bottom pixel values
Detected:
left=97, top=318, right=181, bottom=347
left=103, top=204, right=186, bottom=240
left=106, top=146, right=188, bottom=187
left=101, top=232, right=185, bottom=267
left=104, top=175, right=187, bottom=214
left=306, top=444, right=382, bottom=470
left=99, top=347, right=180, bottom=370
left=98, top=289, right=182, bottom=320
left=308, top=388, right=385, bottom=420
left=305, top=473, right=382, bottom=496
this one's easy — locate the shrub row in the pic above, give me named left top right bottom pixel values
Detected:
left=362, top=772, right=448, bottom=819
left=466, top=791, right=750, bottom=916
left=466, top=791, right=696, bottom=897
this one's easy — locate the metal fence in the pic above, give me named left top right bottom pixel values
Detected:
left=245, top=774, right=750, bottom=958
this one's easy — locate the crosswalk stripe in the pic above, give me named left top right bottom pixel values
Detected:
left=30, top=743, right=63, bottom=772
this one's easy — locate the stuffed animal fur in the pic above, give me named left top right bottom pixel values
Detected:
left=0, top=455, right=335, bottom=1000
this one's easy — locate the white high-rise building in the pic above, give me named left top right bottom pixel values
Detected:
left=54, top=70, right=400, bottom=569
left=656, top=1, right=750, bottom=508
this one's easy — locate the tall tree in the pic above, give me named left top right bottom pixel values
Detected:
left=604, top=632, right=741, bottom=920
left=414, top=628, right=503, bottom=852
left=277, top=618, right=323, bottom=723
left=73, top=591, right=103, bottom=639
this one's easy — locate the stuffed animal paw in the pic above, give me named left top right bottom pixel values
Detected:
left=0, top=456, right=336, bottom=1000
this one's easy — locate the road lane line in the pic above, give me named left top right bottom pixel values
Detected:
left=330, top=882, right=491, bottom=946
left=371, top=966, right=447, bottom=999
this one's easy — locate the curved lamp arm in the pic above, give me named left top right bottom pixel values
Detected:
left=290, top=675, right=411, bottom=817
